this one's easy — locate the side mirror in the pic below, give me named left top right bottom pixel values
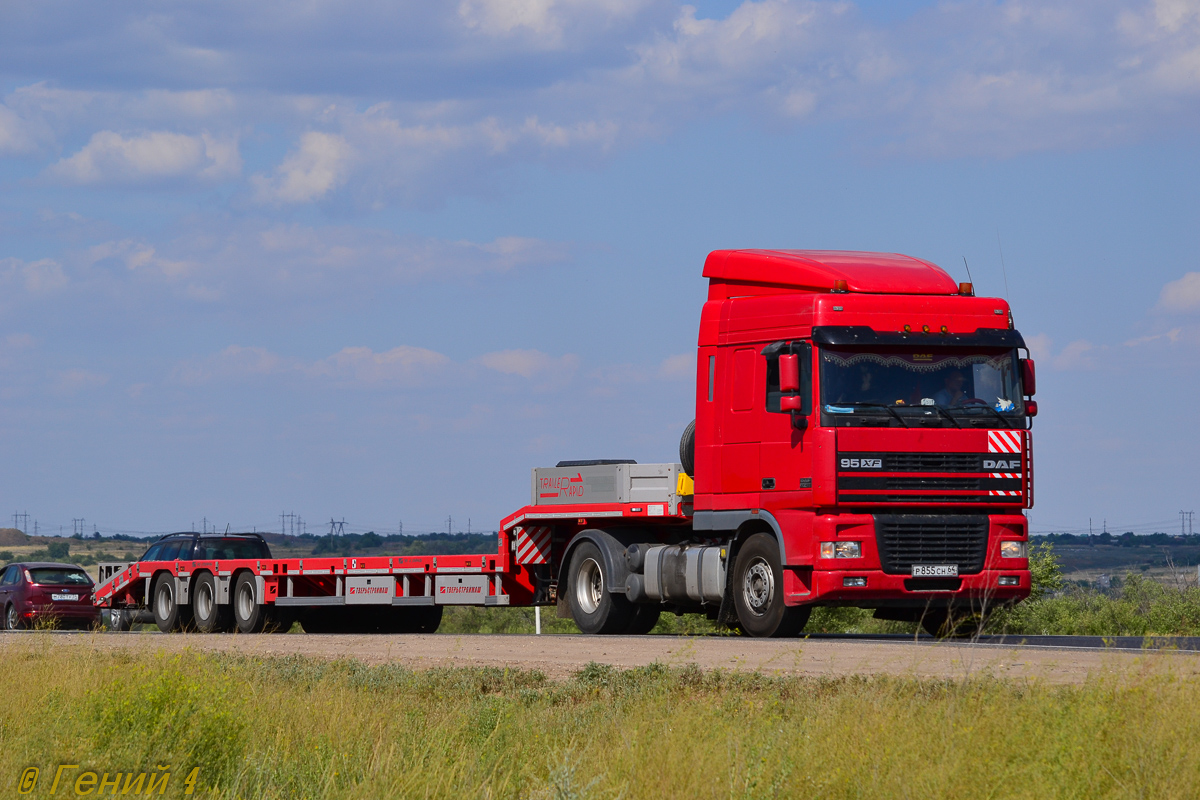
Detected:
left=780, top=395, right=802, bottom=411
left=779, top=354, right=800, bottom=392
left=1020, top=358, right=1036, bottom=397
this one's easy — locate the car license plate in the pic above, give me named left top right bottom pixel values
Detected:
left=51, top=593, right=79, bottom=601
left=911, top=565, right=958, bottom=578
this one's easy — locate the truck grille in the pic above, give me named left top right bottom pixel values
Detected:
left=837, top=451, right=1024, bottom=506
left=842, top=452, right=983, bottom=473
left=874, top=514, right=989, bottom=575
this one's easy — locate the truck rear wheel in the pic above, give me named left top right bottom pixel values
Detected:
left=152, top=574, right=193, bottom=633
left=731, top=533, right=810, bottom=637
left=193, top=573, right=232, bottom=633
left=567, top=541, right=633, bottom=634
left=233, top=572, right=270, bottom=633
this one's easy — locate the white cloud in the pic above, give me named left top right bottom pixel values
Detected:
left=174, top=344, right=451, bottom=387
left=1053, top=340, right=1098, bottom=371
left=458, top=0, right=655, bottom=46
left=47, top=130, right=241, bottom=184
left=54, top=368, right=109, bottom=394
left=87, top=239, right=193, bottom=278
left=0, top=103, right=40, bottom=155
left=1157, top=271, right=1200, bottom=312
left=658, top=353, right=693, bottom=379
left=310, top=345, right=451, bottom=384
left=0, top=257, right=69, bottom=292
left=475, top=349, right=578, bottom=378
left=252, top=131, right=352, bottom=203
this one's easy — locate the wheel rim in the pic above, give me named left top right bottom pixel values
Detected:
left=236, top=582, right=255, bottom=621
left=6, top=606, right=15, bottom=629
left=156, top=584, right=174, bottom=620
left=196, top=583, right=213, bottom=621
left=575, top=558, right=604, bottom=615
left=742, top=557, right=774, bottom=616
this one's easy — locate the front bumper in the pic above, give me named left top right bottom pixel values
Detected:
left=795, top=567, right=1030, bottom=607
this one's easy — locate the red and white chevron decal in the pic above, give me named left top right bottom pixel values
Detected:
left=987, top=430, right=1023, bottom=496
left=513, top=526, right=551, bottom=565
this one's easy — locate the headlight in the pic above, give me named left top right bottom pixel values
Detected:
left=1000, top=541, right=1027, bottom=559
left=820, top=541, right=862, bottom=559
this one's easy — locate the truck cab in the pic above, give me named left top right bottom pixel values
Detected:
left=689, top=249, right=1034, bottom=635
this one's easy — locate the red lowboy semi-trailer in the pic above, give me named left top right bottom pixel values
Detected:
left=93, top=249, right=1036, bottom=638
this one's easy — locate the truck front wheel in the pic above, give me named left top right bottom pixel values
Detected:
left=732, top=533, right=810, bottom=637
left=567, top=542, right=633, bottom=634
left=152, top=575, right=193, bottom=633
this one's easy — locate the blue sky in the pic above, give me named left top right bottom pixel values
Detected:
left=1, top=0, right=1198, bottom=536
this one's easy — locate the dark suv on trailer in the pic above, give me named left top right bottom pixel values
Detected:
left=108, top=532, right=272, bottom=631
left=0, top=562, right=101, bottom=630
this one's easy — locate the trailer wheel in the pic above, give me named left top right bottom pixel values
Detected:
left=152, top=575, right=194, bottom=633
left=409, top=605, right=443, bottom=633
left=567, top=541, right=633, bottom=634
left=233, top=573, right=269, bottom=633
left=107, top=609, right=131, bottom=632
left=299, top=607, right=339, bottom=633
left=731, top=533, right=810, bottom=637
left=5, top=603, right=22, bottom=630
left=193, top=573, right=232, bottom=633
left=624, top=604, right=661, bottom=635
left=679, top=419, right=696, bottom=477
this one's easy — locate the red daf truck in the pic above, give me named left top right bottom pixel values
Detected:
left=92, top=250, right=1035, bottom=637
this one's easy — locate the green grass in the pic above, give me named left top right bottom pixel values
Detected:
left=3, top=639, right=1200, bottom=798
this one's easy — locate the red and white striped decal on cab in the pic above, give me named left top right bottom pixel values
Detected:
left=987, top=430, right=1023, bottom=496
left=514, top=526, right=551, bottom=564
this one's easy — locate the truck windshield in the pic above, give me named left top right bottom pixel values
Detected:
left=820, top=347, right=1024, bottom=426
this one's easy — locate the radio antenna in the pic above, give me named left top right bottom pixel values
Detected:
left=996, top=230, right=1011, bottom=301
left=961, top=256, right=974, bottom=286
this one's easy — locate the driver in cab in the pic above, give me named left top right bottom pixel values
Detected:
left=933, top=369, right=967, bottom=407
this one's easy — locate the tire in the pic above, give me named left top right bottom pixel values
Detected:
left=233, top=572, right=270, bottom=633
left=624, top=604, right=661, bottom=635
left=731, top=533, right=810, bottom=637
left=567, top=541, right=633, bottom=634
left=921, top=608, right=987, bottom=639
left=5, top=603, right=22, bottom=630
left=107, top=609, right=132, bottom=632
left=192, top=573, right=233, bottom=634
left=407, top=605, right=442, bottom=633
left=299, top=607, right=340, bottom=633
left=679, top=419, right=696, bottom=477
left=152, top=574, right=193, bottom=633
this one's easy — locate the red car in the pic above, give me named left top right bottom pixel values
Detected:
left=0, top=562, right=100, bottom=630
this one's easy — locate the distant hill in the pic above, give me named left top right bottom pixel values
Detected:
left=0, top=528, right=29, bottom=546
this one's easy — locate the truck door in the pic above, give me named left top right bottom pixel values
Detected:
left=759, top=341, right=814, bottom=495
left=718, top=346, right=763, bottom=493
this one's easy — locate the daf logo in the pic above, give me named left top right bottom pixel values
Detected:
left=983, top=459, right=1020, bottom=470
left=840, top=458, right=882, bottom=469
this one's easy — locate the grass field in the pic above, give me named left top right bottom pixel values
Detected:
left=3, top=637, right=1199, bottom=798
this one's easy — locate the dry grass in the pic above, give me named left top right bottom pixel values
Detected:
left=2, top=635, right=1200, bottom=798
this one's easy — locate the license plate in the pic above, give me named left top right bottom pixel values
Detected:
left=911, top=565, right=958, bottom=578
left=51, top=593, right=79, bottom=601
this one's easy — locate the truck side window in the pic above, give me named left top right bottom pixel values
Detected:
left=763, top=341, right=812, bottom=415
